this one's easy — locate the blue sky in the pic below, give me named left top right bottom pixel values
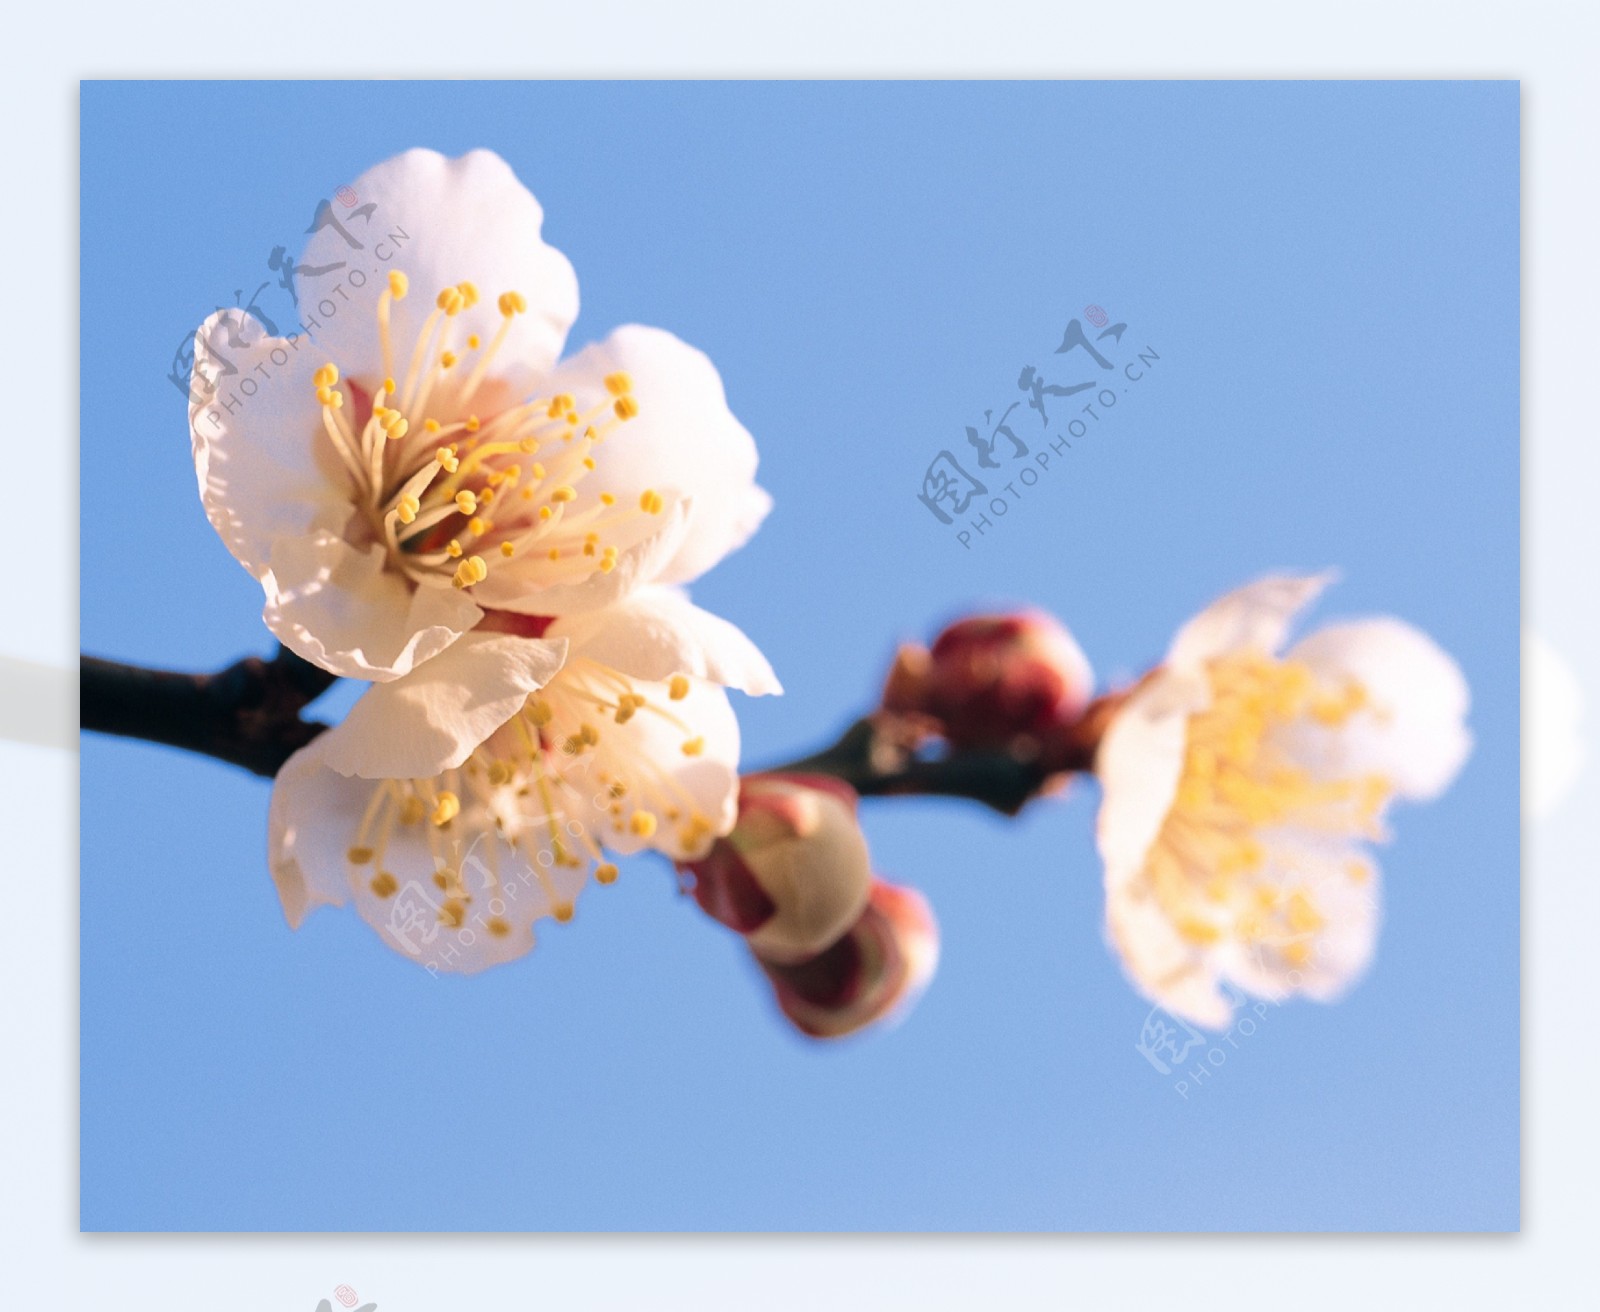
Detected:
left=80, top=80, right=1518, bottom=1231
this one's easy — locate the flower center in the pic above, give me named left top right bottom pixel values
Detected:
left=1148, top=652, right=1391, bottom=963
left=343, top=657, right=717, bottom=933
left=312, top=272, right=662, bottom=596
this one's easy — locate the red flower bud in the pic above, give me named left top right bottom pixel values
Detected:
left=682, top=773, right=872, bottom=963
left=756, top=878, right=939, bottom=1039
left=884, top=611, right=1092, bottom=760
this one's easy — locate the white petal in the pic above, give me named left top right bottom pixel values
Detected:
left=261, top=531, right=482, bottom=681
left=542, top=325, right=770, bottom=584
left=269, top=739, right=579, bottom=974
left=560, top=677, right=741, bottom=862
left=1216, top=843, right=1383, bottom=1005
left=189, top=310, right=351, bottom=577
left=467, top=492, right=692, bottom=617
left=1095, top=668, right=1205, bottom=890
left=300, top=149, right=578, bottom=388
left=1287, top=618, right=1473, bottom=801
left=548, top=587, right=781, bottom=696
left=1104, top=882, right=1235, bottom=1030
left=1166, top=573, right=1332, bottom=673
left=1526, top=630, right=1584, bottom=819
left=317, top=633, right=569, bottom=780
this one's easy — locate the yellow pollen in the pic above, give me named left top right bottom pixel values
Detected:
left=465, top=415, right=481, bottom=433
left=452, top=556, right=489, bottom=589
left=526, top=699, right=554, bottom=727
left=614, top=395, right=640, bottom=420
left=440, top=350, right=458, bottom=369
left=346, top=845, right=375, bottom=864
left=436, top=447, right=459, bottom=473
left=467, top=334, right=480, bottom=350
left=668, top=675, right=690, bottom=701
left=424, top=418, right=441, bottom=433
left=396, top=495, right=420, bottom=524
left=596, top=863, right=619, bottom=885
left=437, top=287, right=465, bottom=315
left=440, top=898, right=467, bottom=929
left=387, top=271, right=409, bottom=299
left=553, top=903, right=575, bottom=923
left=383, top=376, right=396, bottom=394
left=600, top=492, right=616, bottom=507
left=446, top=539, right=463, bottom=558
left=681, top=737, right=705, bottom=757
left=370, top=871, right=399, bottom=898
left=629, top=811, right=658, bottom=839
left=639, top=489, right=664, bottom=514
left=500, top=542, right=515, bottom=557
left=457, top=281, right=480, bottom=308
left=431, top=792, right=461, bottom=826
left=497, top=290, right=527, bottom=316
left=455, top=491, right=479, bottom=515
left=603, top=371, right=633, bottom=396
left=487, top=917, right=511, bottom=937
left=468, top=517, right=490, bottom=536
left=313, top=363, right=339, bottom=388
left=551, top=486, right=577, bottom=503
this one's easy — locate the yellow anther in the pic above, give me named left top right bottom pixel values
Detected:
left=603, top=371, right=633, bottom=396
left=431, top=792, right=461, bottom=826
left=596, top=863, right=619, bottom=885
left=399, top=796, right=426, bottom=825
left=487, top=917, right=511, bottom=938
left=600, top=492, right=616, bottom=507
left=467, top=334, right=480, bottom=350
left=497, top=290, right=527, bottom=316
left=437, top=286, right=465, bottom=315
left=436, top=447, right=459, bottom=473
left=613, top=395, right=639, bottom=420
left=639, top=489, right=664, bottom=514
left=439, top=898, right=467, bottom=929
left=346, top=845, right=375, bottom=864
left=316, top=386, right=339, bottom=407
left=468, top=517, right=490, bottom=536
left=423, top=418, right=441, bottom=433
left=370, top=871, right=399, bottom=898
left=313, top=363, right=339, bottom=388
left=396, top=495, right=420, bottom=525
left=500, top=542, right=516, bottom=558
left=553, top=903, right=575, bottom=924
left=479, top=486, right=495, bottom=505
left=629, top=811, right=659, bottom=839
left=387, top=270, right=408, bottom=299
left=385, top=417, right=409, bottom=441
left=529, top=463, right=546, bottom=478
left=583, top=456, right=597, bottom=470
left=446, top=539, right=463, bottom=558
left=539, top=506, right=553, bottom=521
left=551, top=486, right=577, bottom=503
left=668, top=675, right=690, bottom=701
left=383, top=376, right=396, bottom=395
left=451, top=556, right=488, bottom=589
left=580, top=724, right=601, bottom=746
left=457, top=281, right=480, bottom=308
left=518, top=437, right=540, bottom=454
left=455, top=491, right=479, bottom=515
left=547, top=548, right=561, bottom=560
left=681, top=737, right=705, bottom=758
left=440, top=350, right=458, bottom=369
left=465, top=415, right=481, bottom=432
left=583, top=542, right=596, bottom=558
left=526, top=699, right=554, bottom=727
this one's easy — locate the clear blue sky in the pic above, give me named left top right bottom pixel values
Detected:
left=80, top=81, right=1518, bottom=1231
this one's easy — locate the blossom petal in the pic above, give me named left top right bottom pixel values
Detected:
left=542, top=325, right=770, bottom=584
left=317, top=632, right=569, bottom=780
left=261, top=531, right=483, bottom=681
left=1166, top=573, right=1332, bottom=673
left=548, top=587, right=781, bottom=696
left=269, top=740, right=580, bottom=973
left=1095, top=668, right=1205, bottom=888
left=300, top=149, right=578, bottom=388
left=560, top=676, right=741, bottom=862
left=1104, top=880, right=1235, bottom=1030
left=1287, top=618, right=1473, bottom=800
left=189, top=310, right=352, bottom=577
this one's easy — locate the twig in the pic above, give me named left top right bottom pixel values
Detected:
left=80, top=646, right=337, bottom=777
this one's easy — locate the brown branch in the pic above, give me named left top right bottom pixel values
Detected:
left=80, top=646, right=338, bottom=777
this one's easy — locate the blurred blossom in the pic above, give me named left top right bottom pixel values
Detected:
left=757, top=878, right=940, bottom=1040
left=1095, top=575, right=1471, bottom=1028
left=683, top=773, right=872, bottom=963
left=1526, top=630, right=1585, bottom=820
left=190, top=147, right=770, bottom=684
left=883, top=610, right=1093, bottom=762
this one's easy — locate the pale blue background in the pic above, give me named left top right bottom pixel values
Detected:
left=80, top=81, right=1519, bottom=1231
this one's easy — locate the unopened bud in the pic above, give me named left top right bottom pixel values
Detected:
left=884, top=611, right=1093, bottom=759
left=756, top=879, right=939, bottom=1039
left=683, top=773, right=872, bottom=963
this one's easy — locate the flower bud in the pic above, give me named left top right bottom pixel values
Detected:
left=683, top=773, right=872, bottom=964
left=756, top=878, right=939, bottom=1039
left=884, top=611, right=1093, bottom=758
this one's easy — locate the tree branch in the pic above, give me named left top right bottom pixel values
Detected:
left=80, top=646, right=337, bottom=777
